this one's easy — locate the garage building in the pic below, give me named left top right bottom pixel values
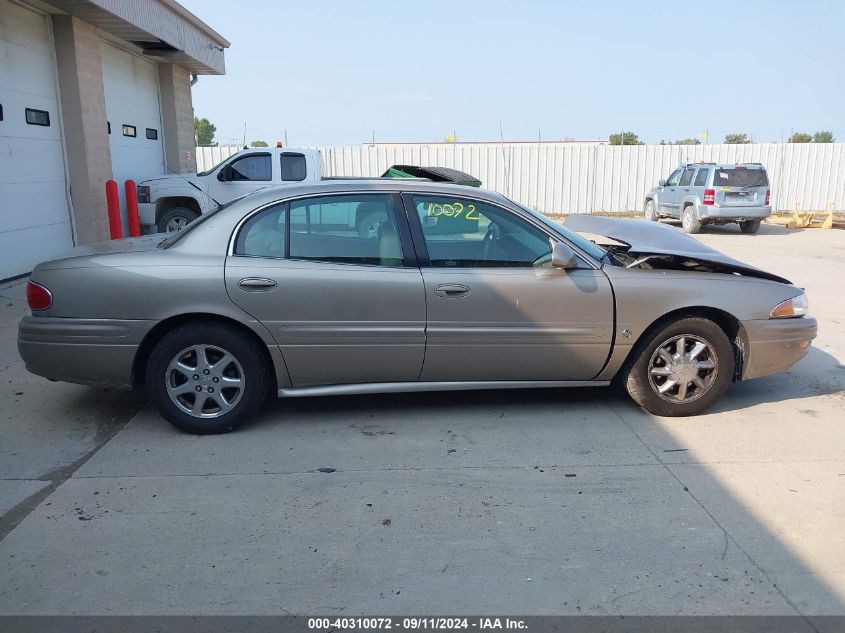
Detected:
left=0, top=0, right=228, bottom=281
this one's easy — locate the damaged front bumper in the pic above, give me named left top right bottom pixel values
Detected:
left=741, top=316, right=818, bottom=380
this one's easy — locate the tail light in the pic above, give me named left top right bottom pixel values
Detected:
left=27, top=280, right=52, bottom=311
left=703, top=189, right=715, bottom=205
left=137, top=185, right=150, bottom=204
left=765, top=189, right=771, bottom=205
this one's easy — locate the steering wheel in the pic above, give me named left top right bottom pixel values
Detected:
left=481, top=222, right=501, bottom=262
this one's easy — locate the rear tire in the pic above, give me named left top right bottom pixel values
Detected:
left=146, top=322, right=269, bottom=434
left=357, top=210, right=388, bottom=238
left=158, top=206, right=199, bottom=233
left=740, top=219, right=761, bottom=234
left=644, top=200, right=658, bottom=221
left=624, top=317, right=734, bottom=417
left=681, top=206, right=702, bottom=234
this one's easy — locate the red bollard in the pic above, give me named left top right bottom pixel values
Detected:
left=124, top=179, right=141, bottom=237
left=105, top=179, right=122, bottom=240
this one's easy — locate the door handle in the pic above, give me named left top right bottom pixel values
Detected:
left=434, top=283, right=470, bottom=298
left=238, top=277, right=277, bottom=292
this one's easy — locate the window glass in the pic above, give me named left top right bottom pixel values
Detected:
left=26, top=108, right=50, bottom=126
left=666, top=169, right=682, bottom=186
left=412, top=195, right=552, bottom=268
left=280, top=153, right=307, bottom=181
left=122, top=124, right=136, bottom=137
left=229, top=154, right=271, bottom=181
left=146, top=128, right=158, bottom=140
left=694, top=167, right=709, bottom=186
left=679, top=168, right=695, bottom=186
left=712, top=167, right=769, bottom=187
left=289, top=194, right=403, bottom=266
left=235, top=204, right=286, bottom=258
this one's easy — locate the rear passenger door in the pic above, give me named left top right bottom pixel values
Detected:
left=225, top=193, right=426, bottom=387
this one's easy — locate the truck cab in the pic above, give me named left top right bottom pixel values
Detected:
left=137, top=147, right=322, bottom=233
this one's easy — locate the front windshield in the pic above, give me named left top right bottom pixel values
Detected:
left=512, top=201, right=608, bottom=261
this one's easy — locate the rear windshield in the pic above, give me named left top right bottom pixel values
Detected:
left=712, top=168, right=768, bottom=187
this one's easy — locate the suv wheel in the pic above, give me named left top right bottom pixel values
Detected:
left=644, top=200, right=658, bottom=221
left=357, top=210, right=388, bottom=238
left=158, top=206, right=199, bottom=233
left=146, top=322, right=269, bottom=434
left=624, top=317, right=734, bottom=417
left=681, top=206, right=702, bottom=234
left=739, top=219, right=761, bottom=234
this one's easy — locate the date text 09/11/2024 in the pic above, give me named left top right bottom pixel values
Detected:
left=307, top=617, right=528, bottom=630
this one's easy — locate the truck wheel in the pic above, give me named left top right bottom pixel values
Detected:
left=158, top=206, right=199, bottom=233
left=357, top=210, right=388, bottom=238
left=145, top=322, right=269, bottom=434
left=740, top=219, right=761, bottom=234
left=644, top=200, right=658, bottom=221
left=624, top=317, right=734, bottom=417
left=681, top=206, right=702, bottom=234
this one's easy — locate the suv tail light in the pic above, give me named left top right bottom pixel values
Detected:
left=26, top=280, right=52, bottom=311
left=765, top=189, right=771, bottom=205
left=703, top=189, right=715, bottom=205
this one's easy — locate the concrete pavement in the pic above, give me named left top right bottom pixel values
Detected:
left=0, top=223, right=842, bottom=615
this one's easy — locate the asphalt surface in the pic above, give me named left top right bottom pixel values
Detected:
left=0, top=222, right=842, bottom=615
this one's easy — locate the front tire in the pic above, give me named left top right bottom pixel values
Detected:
left=624, top=317, right=734, bottom=417
left=644, top=200, right=659, bottom=221
left=146, top=322, right=269, bottom=434
left=681, top=206, right=702, bottom=234
left=739, top=219, right=761, bottom=234
left=158, top=206, right=199, bottom=233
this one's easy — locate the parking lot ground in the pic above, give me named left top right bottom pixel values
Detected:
left=0, top=223, right=842, bottom=615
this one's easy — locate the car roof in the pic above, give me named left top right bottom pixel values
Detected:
left=243, top=178, right=509, bottom=208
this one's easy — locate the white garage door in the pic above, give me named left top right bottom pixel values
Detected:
left=100, top=40, right=165, bottom=228
left=0, top=0, right=74, bottom=281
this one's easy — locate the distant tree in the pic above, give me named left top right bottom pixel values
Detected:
left=788, top=132, right=812, bottom=143
left=250, top=140, right=269, bottom=147
left=673, top=138, right=701, bottom=145
left=724, top=132, right=751, bottom=144
left=813, top=130, right=834, bottom=143
left=608, top=131, right=643, bottom=145
left=193, top=117, right=217, bottom=146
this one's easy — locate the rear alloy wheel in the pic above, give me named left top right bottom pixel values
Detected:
left=644, top=200, right=659, bottom=221
left=158, top=206, right=199, bottom=233
left=740, top=219, right=761, bottom=234
left=624, top=317, right=734, bottom=417
left=681, top=206, right=702, bottom=234
left=146, top=322, right=268, bottom=434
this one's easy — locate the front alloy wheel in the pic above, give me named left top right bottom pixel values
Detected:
left=624, top=317, right=734, bottom=417
left=647, top=334, right=718, bottom=403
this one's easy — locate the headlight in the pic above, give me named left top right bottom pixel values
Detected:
left=770, top=292, right=808, bottom=318
left=137, top=185, right=151, bottom=204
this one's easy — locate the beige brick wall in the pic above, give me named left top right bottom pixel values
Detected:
left=51, top=15, right=113, bottom=245
left=159, top=64, right=197, bottom=174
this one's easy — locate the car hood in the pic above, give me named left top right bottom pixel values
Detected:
left=139, top=173, right=205, bottom=186
left=563, top=215, right=790, bottom=284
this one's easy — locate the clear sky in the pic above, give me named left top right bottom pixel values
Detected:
left=180, top=0, right=844, bottom=147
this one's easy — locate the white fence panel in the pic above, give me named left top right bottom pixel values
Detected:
left=197, top=143, right=845, bottom=214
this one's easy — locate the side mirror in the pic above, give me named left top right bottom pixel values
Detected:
left=217, top=165, right=231, bottom=182
left=658, top=179, right=667, bottom=187
left=551, top=241, right=578, bottom=269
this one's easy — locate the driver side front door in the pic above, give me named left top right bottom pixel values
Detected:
left=404, top=194, right=614, bottom=382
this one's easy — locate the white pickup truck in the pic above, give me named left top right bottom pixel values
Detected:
left=137, top=147, right=322, bottom=233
